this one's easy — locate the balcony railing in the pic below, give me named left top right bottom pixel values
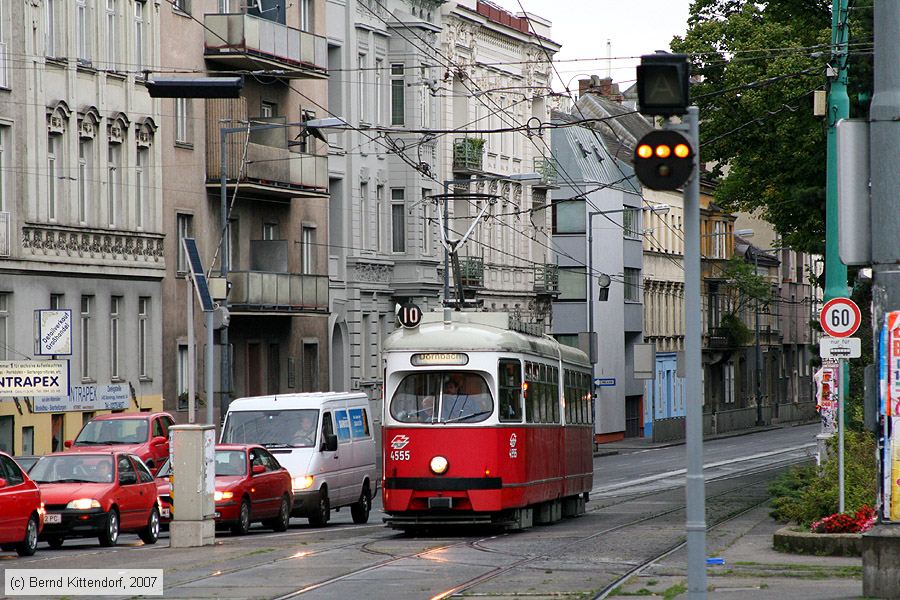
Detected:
left=228, top=271, right=328, bottom=313
left=533, top=156, right=558, bottom=188
left=458, top=256, right=484, bottom=288
left=453, top=138, right=485, bottom=173
left=534, top=263, right=559, bottom=294
left=204, top=13, right=327, bottom=78
left=206, top=104, right=328, bottom=198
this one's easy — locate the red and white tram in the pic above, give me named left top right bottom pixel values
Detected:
left=381, top=311, right=593, bottom=530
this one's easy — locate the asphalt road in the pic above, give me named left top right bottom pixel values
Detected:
left=0, top=424, right=819, bottom=600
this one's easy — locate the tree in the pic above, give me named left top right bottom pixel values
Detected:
left=671, top=0, right=874, bottom=255
left=716, top=256, right=773, bottom=347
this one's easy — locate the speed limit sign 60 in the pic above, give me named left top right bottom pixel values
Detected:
left=820, top=297, right=861, bottom=338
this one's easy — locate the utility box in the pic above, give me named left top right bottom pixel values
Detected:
left=169, top=424, right=216, bottom=547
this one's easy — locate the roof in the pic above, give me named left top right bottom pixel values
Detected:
left=574, top=93, right=653, bottom=163
left=551, top=111, right=640, bottom=194
left=89, top=412, right=172, bottom=420
left=227, top=392, right=369, bottom=412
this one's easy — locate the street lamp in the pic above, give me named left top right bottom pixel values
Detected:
left=439, top=173, right=543, bottom=311
left=587, top=204, right=670, bottom=363
left=216, top=117, right=345, bottom=423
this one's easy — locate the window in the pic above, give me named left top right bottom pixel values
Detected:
left=110, top=296, right=121, bottom=380
left=78, top=139, right=91, bottom=223
left=557, top=268, right=586, bottom=301
left=261, top=101, right=277, bottom=118
left=374, top=59, right=384, bottom=124
left=177, top=344, right=188, bottom=410
left=624, top=267, right=641, bottom=302
left=391, top=188, right=406, bottom=253
left=299, top=0, right=311, bottom=32
left=302, top=342, right=318, bottom=391
left=422, top=189, right=433, bottom=255
left=298, top=109, right=315, bottom=153
left=0, top=0, right=8, bottom=87
left=498, top=359, right=523, bottom=422
left=360, top=182, right=369, bottom=250
left=554, top=334, right=579, bottom=349
left=134, top=2, right=145, bottom=73
left=176, top=213, right=193, bottom=273
left=0, top=126, right=6, bottom=210
left=724, top=361, right=735, bottom=404
left=552, top=199, right=585, bottom=234
left=173, top=0, right=190, bottom=13
left=76, top=0, right=91, bottom=64
left=301, top=226, right=315, bottom=274
left=51, top=414, right=64, bottom=452
left=0, top=293, right=7, bottom=361
left=361, top=314, right=370, bottom=379
left=138, top=297, right=149, bottom=378
left=45, top=0, right=57, bottom=56
left=22, top=426, right=34, bottom=455
left=712, top=221, right=726, bottom=258
left=81, top=295, right=92, bottom=381
left=106, top=0, right=118, bottom=69
left=375, top=185, right=384, bottom=252
left=228, top=218, right=239, bottom=271
left=622, top=207, right=640, bottom=239
left=50, top=293, right=63, bottom=310
left=420, top=65, right=431, bottom=127
left=135, top=147, right=148, bottom=229
left=48, top=134, right=65, bottom=221
left=108, top=143, right=121, bottom=226
left=175, top=98, right=191, bottom=144
left=391, top=64, right=405, bottom=125
left=262, top=222, right=278, bottom=240
left=358, top=54, right=367, bottom=123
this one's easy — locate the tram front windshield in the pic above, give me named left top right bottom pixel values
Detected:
left=391, top=372, right=492, bottom=424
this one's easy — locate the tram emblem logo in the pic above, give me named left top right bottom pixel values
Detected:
left=509, top=434, right=517, bottom=448
left=391, top=434, right=410, bottom=450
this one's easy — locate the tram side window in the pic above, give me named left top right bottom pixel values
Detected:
left=551, top=366, right=560, bottom=422
left=498, top=359, right=523, bottom=422
left=581, top=372, right=591, bottom=424
left=525, top=362, right=536, bottom=423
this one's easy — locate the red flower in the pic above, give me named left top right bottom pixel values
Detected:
left=811, top=505, right=876, bottom=534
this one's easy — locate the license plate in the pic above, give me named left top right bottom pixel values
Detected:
left=44, top=513, right=61, bottom=524
left=214, top=511, right=221, bottom=518
left=160, top=507, right=170, bottom=518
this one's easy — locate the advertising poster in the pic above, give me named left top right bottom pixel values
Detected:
left=815, top=361, right=839, bottom=434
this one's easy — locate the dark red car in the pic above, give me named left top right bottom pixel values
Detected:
left=0, top=451, right=42, bottom=556
left=214, top=445, right=292, bottom=535
left=30, top=452, right=160, bottom=548
left=66, top=412, right=174, bottom=473
left=154, top=457, right=173, bottom=526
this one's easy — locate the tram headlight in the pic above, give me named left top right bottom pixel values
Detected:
left=430, top=456, right=449, bottom=475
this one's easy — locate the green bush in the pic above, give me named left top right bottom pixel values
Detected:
left=769, top=429, right=877, bottom=526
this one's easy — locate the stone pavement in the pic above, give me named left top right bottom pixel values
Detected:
left=609, top=503, right=863, bottom=599
left=594, top=423, right=813, bottom=456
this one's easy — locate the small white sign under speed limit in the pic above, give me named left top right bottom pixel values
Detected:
left=820, top=336, right=862, bottom=359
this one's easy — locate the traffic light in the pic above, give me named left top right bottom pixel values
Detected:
left=636, top=53, right=689, bottom=117
left=633, top=130, right=694, bottom=190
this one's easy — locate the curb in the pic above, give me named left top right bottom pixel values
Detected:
left=773, top=526, right=863, bottom=557
left=600, top=425, right=786, bottom=452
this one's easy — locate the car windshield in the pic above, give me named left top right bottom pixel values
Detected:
left=74, top=419, right=148, bottom=445
left=30, top=455, right=115, bottom=484
left=390, top=372, right=493, bottom=424
left=14, top=456, right=39, bottom=473
left=215, top=450, right=246, bottom=476
left=221, top=409, right=320, bottom=448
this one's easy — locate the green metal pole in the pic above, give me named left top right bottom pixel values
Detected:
left=825, top=0, right=850, bottom=304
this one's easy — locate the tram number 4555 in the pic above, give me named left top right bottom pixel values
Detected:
left=390, top=450, right=411, bottom=461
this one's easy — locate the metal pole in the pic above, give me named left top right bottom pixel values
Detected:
left=682, top=107, right=707, bottom=599
left=206, top=311, right=214, bottom=426
left=443, top=179, right=450, bottom=308
left=220, top=128, right=230, bottom=424
left=187, top=278, right=195, bottom=425
left=838, top=357, right=845, bottom=512
left=588, top=213, right=596, bottom=365
left=755, top=253, right=763, bottom=426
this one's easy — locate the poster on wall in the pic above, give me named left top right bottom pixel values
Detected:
left=888, top=311, right=900, bottom=417
left=814, top=361, right=839, bottom=434
left=32, top=383, right=129, bottom=413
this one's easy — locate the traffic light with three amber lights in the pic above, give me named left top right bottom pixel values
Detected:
left=633, top=130, right=694, bottom=191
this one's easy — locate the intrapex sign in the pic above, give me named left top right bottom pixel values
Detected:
left=33, top=383, right=130, bottom=413
left=0, top=361, right=70, bottom=397
left=35, top=309, right=73, bottom=355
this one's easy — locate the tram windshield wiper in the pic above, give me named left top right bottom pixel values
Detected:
left=444, top=410, right=492, bottom=423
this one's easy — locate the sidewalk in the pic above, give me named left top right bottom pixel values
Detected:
left=611, top=503, right=863, bottom=599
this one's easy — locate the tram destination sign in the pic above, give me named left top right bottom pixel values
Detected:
left=410, top=352, right=469, bottom=366
left=0, top=360, right=70, bottom=398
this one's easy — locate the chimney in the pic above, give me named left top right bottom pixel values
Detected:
left=578, top=75, right=625, bottom=103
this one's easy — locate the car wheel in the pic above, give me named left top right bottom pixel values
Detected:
left=231, top=498, right=251, bottom=535
left=139, top=507, right=160, bottom=545
left=307, top=488, right=330, bottom=527
left=265, top=495, right=291, bottom=532
left=46, top=535, right=64, bottom=549
left=350, top=485, right=371, bottom=524
left=98, top=508, right=119, bottom=547
left=16, top=515, right=39, bottom=557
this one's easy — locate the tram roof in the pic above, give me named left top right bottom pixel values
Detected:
left=384, top=311, right=590, bottom=368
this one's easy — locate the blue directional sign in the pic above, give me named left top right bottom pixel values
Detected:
left=594, top=377, right=616, bottom=387
left=182, top=238, right=214, bottom=312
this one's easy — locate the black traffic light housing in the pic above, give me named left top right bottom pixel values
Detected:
left=147, top=77, right=244, bottom=98
left=636, top=54, right=690, bottom=117
left=633, top=130, right=694, bottom=191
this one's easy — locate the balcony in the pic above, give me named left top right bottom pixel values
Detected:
left=532, top=156, right=559, bottom=189
left=458, top=256, right=484, bottom=288
left=206, top=104, right=328, bottom=199
left=204, top=13, right=327, bottom=78
left=228, top=271, right=328, bottom=314
left=533, top=263, right=559, bottom=295
left=452, top=138, right=485, bottom=174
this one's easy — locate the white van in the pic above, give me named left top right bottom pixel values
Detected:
left=220, top=392, right=377, bottom=527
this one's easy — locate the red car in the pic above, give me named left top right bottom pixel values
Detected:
left=214, top=445, right=293, bottom=535
left=30, top=452, right=160, bottom=548
left=66, top=412, right=174, bottom=474
left=154, top=457, right=173, bottom=526
left=0, top=451, right=43, bottom=556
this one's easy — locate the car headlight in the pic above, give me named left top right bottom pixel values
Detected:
left=66, top=498, right=101, bottom=510
left=430, top=456, right=449, bottom=475
left=293, top=475, right=314, bottom=491
left=213, top=490, right=234, bottom=502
